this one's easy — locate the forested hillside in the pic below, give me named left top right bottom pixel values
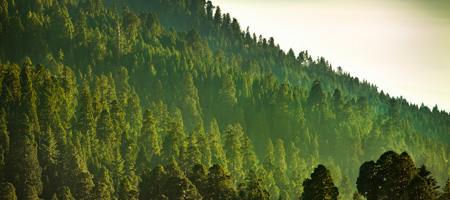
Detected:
left=0, top=0, right=449, bottom=199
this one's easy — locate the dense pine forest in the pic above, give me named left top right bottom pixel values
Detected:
left=0, top=0, right=449, bottom=199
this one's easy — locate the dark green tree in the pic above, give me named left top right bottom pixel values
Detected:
left=118, top=178, right=138, bottom=200
left=6, top=114, right=42, bottom=199
left=204, top=164, right=236, bottom=200
left=139, top=109, right=160, bottom=162
left=301, top=164, right=339, bottom=200
left=55, top=186, right=75, bottom=200
left=0, top=182, right=17, bottom=200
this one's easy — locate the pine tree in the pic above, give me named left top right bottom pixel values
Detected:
left=0, top=182, right=17, bottom=200
left=90, top=182, right=111, bottom=200
left=6, top=114, right=43, bottom=199
left=0, top=109, right=8, bottom=182
left=241, top=136, right=258, bottom=171
left=164, top=176, right=202, bottom=200
left=96, top=109, right=116, bottom=149
left=96, top=166, right=114, bottom=196
left=139, top=166, right=167, bottom=199
left=161, top=122, right=185, bottom=165
left=224, top=124, right=243, bottom=180
left=55, top=186, right=75, bottom=200
left=186, top=132, right=202, bottom=172
left=139, top=109, right=160, bottom=161
left=115, top=66, right=131, bottom=104
left=302, top=164, right=339, bottom=200
left=208, top=119, right=227, bottom=171
left=197, top=130, right=212, bottom=168
left=76, top=81, right=95, bottom=159
left=110, top=100, right=127, bottom=137
left=118, top=178, right=138, bottom=200
left=440, top=179, right=450, bottom=200
left=62, top=143, right=94, bottom=200
left=39, top=128, right=60, bottom=199
left=263, top=138, right=275, bottom=172
left=188, top=164, right=208, bottom=197
left=180, top=72, right=202, bottom=132
left=205, top=164, right=236, bottom=200
left=274, top=139, right=287, bottom=173
left=19, top=65, right=40, bottom=141
left=125, top=89, right=142, bottom=136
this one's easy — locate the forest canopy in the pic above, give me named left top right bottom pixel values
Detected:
left=0, top=0, right=449, bottom=199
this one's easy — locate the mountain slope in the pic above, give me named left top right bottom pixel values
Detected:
left=0, top=0, right=449, bottom=199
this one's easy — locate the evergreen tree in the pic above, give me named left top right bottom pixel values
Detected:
left=302, top=164, right=339, bottom=200
left=205, top=164, right=236, bottom=200
left=0, top=109, right=8, bottom=182
left=0, top=182, right=17, bottom=200
left=139, top=166, right=167, bottom=200
left=224, top=124, right=243, bottom=180
left=90, top=182, right=111, bottom=200
left=76, top=81, right=95, bottom=159
left=274, top=139, right=287, bottom=173
left=263, top=138, right=275, bottom=172
left=125, top=89, right=142, bottom=136
left=62, top=143, right=94, bottom=200
left=19, top=65, right=40, bottom=140
left=161, top=122, right=185, bottom=165
left=139, top=109, right=160, bottom=162
left=118, top=178, right=138, bottom=200
left=440, top=179, right=450, bottom=200
left=96, top=166, right=114, bottom=196
left=6, top=114, right=43, bottom=199
left=241, top=136, right=258, bottom=171
left=188, top=164, right=208, bottom=197
left=55, top=186, right=76, bottom=200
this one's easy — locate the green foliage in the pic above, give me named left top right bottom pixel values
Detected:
left=302, top=164, right=339, bottom=200
left=0, top=182, right=17, bottom=200
left=0, top=0, right=449, bottom=199
left=357, top=151, right=438, bottom=200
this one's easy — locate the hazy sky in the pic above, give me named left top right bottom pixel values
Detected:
left=213, top=0, right=450, bottom=112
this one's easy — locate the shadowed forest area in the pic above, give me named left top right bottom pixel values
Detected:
left=0, top=0, right=449, bottom=199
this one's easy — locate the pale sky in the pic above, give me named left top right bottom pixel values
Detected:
left=212, top=0, right=450, bottom=112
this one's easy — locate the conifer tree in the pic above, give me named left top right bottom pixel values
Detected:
left=39, top=128, right=60, bottom=199
left=197, top=130, right=212, bottom=168
left=205, top=164, right=236, bottom=200
left=161, top=122, right=185, bottom=165
left=241, top=136, right=258, bottom=171
left=19, top=65, right=40, bottom=141
left=0, top=109, right=8, bottom=182
left=110, top=100, right=127, bottom=137
left=96, top=109, right=115, bottom=149
left=224, top=124, right=243, bottom=180
left=188, top=164, right=208, bottom=197
left=263, top=138, right=275, bottom=172
left=274, top=139, right=287, bottom=173
left=139, top=109, right=160, bottom=161
left=0, top=182, right=17, bottom=200
left=118, top=178, right=138, bottom=200
left=186, top=132, right=202, bottom=172
left=6, top=114, right=43, bottom=199
left=125, top=89, right=142, bottom=136
left=96, top=166, right=114, bottom=196
left=139, top=166, right=167, bottom=200
left=62, top=142, right=94, bottom=200
left=76, top=81, right=95, bottom=159
left=115, top=66, right=131, bottom=104
left=302, top=164, right=339, bottom=200
left=90, top=182, right=111, bottom=200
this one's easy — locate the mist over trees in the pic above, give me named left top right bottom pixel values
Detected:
left=0, top=0, right=449, bottom=199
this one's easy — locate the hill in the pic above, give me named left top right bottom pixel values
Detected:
left=0, top=0, right=449, bottom=199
